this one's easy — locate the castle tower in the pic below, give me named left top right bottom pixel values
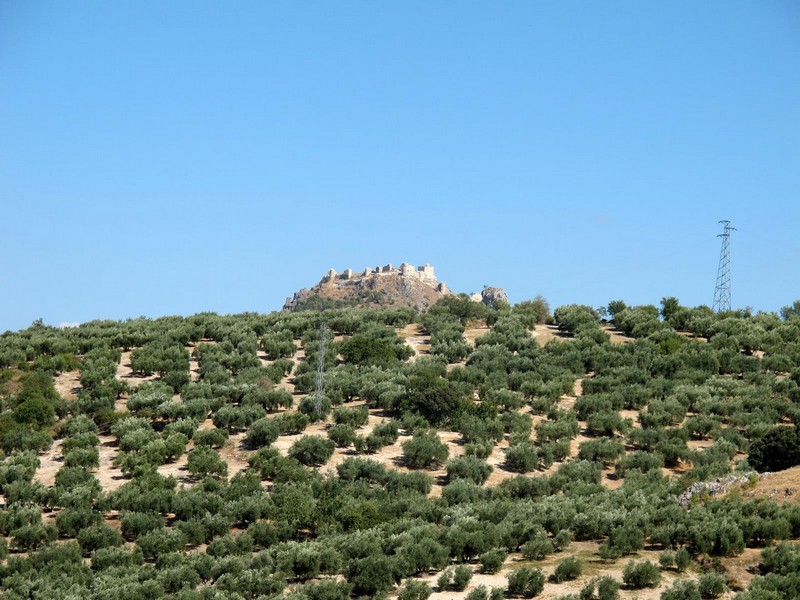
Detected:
left=418, top=263, right=435, bottom=279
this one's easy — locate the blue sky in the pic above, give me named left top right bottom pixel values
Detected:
left=1, top=1, right=798, bottom=332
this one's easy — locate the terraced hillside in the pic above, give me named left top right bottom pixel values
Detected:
left=2, top=297, right=800, bottom=599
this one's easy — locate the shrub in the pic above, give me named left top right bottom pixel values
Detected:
left=697, top=572, right=727, bottom=599
left=402, top=431, right=449, bottom=469
left=622, top=560, right=661, bottom=589
left=453, top=564, right=473, bottom=591
left=599, top=524, right=644, bottom=558
left=748, top=425, right=800, bottom=472
left=578, top=438, right=625, bottom=465
left=299, top=395, right=332, bottom=420
left=398, top=579, right=432, bottom=600
left=193, top=427, right=229, bottom=448
left=62, top=415, right=99, bottom=436
left=580, top=576, right=620, bottom=600
left=90, top=545, right=144, bottom=571
left=77, top=522, right=124, bottom=553
left=289, top=435, right=335, bottom=466
left=369, top=420, right=400, bottom=446
left=212, top=404, right=265, bottom=432
left=660, top=580, right=701, bottom=600
left=298, top=579, right=353, bottom=600
left=136, top=527, right=187, bottom=559
left=207, top=532, right=254, bottom=557
left=465, top=439, right=494, bottom=459
left=297, top=579, right=353, bottom=600
left=437, top=565, right=472, bottom=591
left=13, top=396, right=56, bottom=428
left=328, top=423, right=357, bottom=448
left=507, top=566, right=545, bottom=598
left=246, top=417, right=281, bottom=448
left=11, top=523, right=57, bottom=550
left=64, top=447, right=100, bottom=468
left=659, top=550, right=675, bottom=569
left=480, top=547, right=508, bottom=574
left=521, top=536, right=554, bottom=561
left=163, top=418, right=198, bottom=439
left=275, top=411, right=310, bottom=434
left=554, top=529, right=572, bottom=552
left=675, top=547, right=692, bottom=572
left=436, top=567, right=451, bottom=590
left=552, top=556, right=583, bottom=582
left=121, top=511, right=164, bottom=539
left=333, top=405, right=369, bottom=427
left=506, top=442, right=541, bottom=473
left=447, top=455, right=493, bottom=485
left=346, top=554, right=399, bottom=596
left=464, top=586, right=488, bottom=600
left=186, top=446, right=228, bottom=479
left=56, top=506, right=103, bottom=537
left=62, top=431, right=100, bottom=452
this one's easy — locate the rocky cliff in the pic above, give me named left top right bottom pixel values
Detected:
left=283, top=263, right=452, bottom=312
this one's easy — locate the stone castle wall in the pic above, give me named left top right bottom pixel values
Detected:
left=326, top=262, right=438, bottom=283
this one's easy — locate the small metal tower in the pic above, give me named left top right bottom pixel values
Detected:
left=712, top=220, right=736, bottom=312
left=313, top=322, right=327, bottom=415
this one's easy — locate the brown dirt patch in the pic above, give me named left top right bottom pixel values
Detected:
left=34, top=439, right=63, bottom=487
left=116, top=350, right=157, bottom=388
left=53, top=370, right=81, bottom=400
left=464, top=321, right=491, bottom=347
left=602, top=325, right=636, bottom=344
left=397, top=323, right=431, bottom=360
left=532, top=324, right=572, bottom=346
left=217, top=432, right=252, bottom=480
left=96, top=435, right=126, bottom=492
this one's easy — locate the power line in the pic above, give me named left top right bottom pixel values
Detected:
left=713, top=220, right=736, bottom=312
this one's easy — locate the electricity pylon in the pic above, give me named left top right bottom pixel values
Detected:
left=712, top=220, right=736, bottom=313
left=313, top=322, right=327, bottom=416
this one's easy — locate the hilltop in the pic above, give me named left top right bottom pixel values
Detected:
left=283, top=262, right=508, bottom=312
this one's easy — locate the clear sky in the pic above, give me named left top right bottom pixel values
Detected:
left=1, top=1, right=798, bottom=332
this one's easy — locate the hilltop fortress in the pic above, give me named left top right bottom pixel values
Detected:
left=283, top=262, right=450, bottom=312
left=283, top=262, right=507, bottom=312
left=325, top=262, right=441, bottom=287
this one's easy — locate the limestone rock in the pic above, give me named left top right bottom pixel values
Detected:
left=479, top=286, right=509, bottom=308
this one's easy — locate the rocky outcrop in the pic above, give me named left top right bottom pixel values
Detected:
left=478, top=286, right=509, bottom=308
left=283, top=263, right=452, bottom=312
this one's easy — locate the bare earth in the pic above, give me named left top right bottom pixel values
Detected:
left=397, top=323, right=431, bottom=360
left=53, top=370, right=81, bottom=400
left=398, top=542, right=722, bottom=600
left=532, top=324, right=571, bottom=345
left=463, top=321, right=491, bottom=347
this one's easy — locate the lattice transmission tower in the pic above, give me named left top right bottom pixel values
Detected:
left=313, top=322, right=327, bottom=416
left=713, top=220, right=736, bottom=313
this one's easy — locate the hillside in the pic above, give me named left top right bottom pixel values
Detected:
left=1, top=297, right=800, bottom=599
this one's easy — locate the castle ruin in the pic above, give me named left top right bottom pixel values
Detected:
left=325, top=262, right=438, bottom=284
